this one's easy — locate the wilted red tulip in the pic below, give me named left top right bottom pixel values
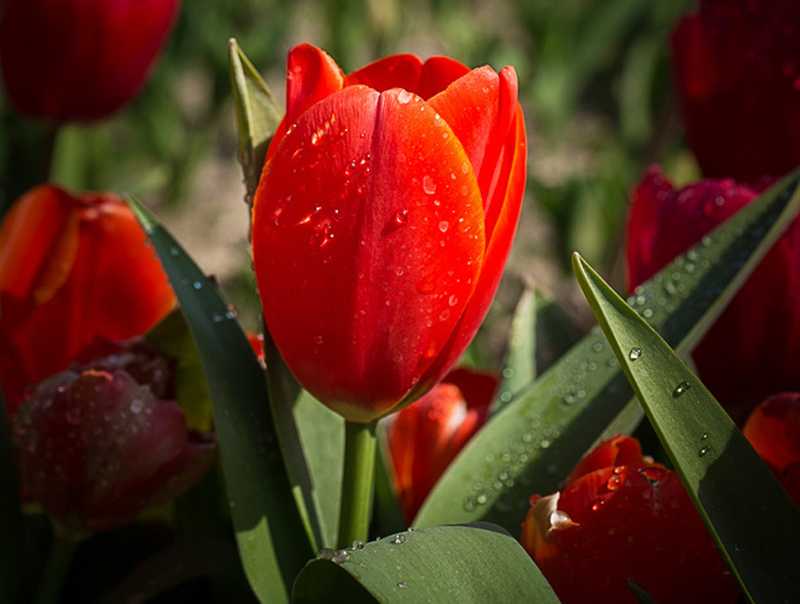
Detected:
left=521, top=436, right=738, bottom=604
left=671, top=0, right=800, bottom=186
left=14, top=349, right=216, bottom=537
left=0, top=185, right=176, bottom=414
left=0, top=0, right=180, bottom=121
left=386, top=367, right=497, bottom=522
left=252, top=43, right=526, bottom=422
left=743, top=392, right=800, bottom=504
left=626, top=167, right=800, bottom=422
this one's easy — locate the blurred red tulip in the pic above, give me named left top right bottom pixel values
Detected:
left=0, top=185, right=176, bottom=414
left=521, top=436, right=738, bottom=604
left=743, top=392, right=800, bottom=504
left=252, top=43, right=526, bottom=422
left=14, top=349, right=215, bottom=537
left=0, top=0, right=180, bottom=121
left=671, top=0, right=800, bottom=187
left=626, top=167, right=800, bottom=423
left=386, top=367, right=497, bottom=522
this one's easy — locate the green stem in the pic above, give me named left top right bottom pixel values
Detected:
left=337, top=420, right=377, bottom=549
left=33, top=534, right=80, bottom=604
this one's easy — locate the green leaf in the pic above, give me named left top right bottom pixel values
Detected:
left=127, top=197, right=311, bottom=604
left=292, top=524, right=559, bottom=603
left=573, top=253, right=800, bottom=603
left=228, top=38, right=284, bottom=203
left=415, top=168, right=800, bottom=532
left=498, top=286, right=536, bottom=405
left=0, top=390, right=24, bottom=604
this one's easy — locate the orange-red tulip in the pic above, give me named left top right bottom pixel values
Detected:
left=386, top=367, right=497, bottom=522
left=0, top=0, right=180, bottom=121
left=252, top=44, right=526, bottom=422
left=0, top=185, right=176, bottom=413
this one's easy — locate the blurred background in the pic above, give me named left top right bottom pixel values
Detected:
left=0, top=0, right=702, bottom=369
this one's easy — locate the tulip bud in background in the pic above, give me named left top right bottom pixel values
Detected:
left=671, top=0, right=800, bottom=187
left=0, top=185, right=176, bottom=414
left=520, top=436, right=738, bottom=604
left=0, top=0, right=180, bottom=121
left=386, top=367, right=497, bottom=523
left=13, top=347, right=216, bottom=537
left=252, top=43, right=526, bottom=422
left=625, top=167, right=800, bottom=423
left=743, top=392, right=800, bottom=504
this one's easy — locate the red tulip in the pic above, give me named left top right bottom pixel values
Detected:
left=743, top=392, right=800, bottom=504
left=386, top=367, right=497, bottom=522
left=0, top=0, right=180, bottom=121
left=0, top=185, right=176, bottom=414
left=521, top=436, right=738, bottom=604
left=671, top=0, right=800, bottom=187
left=13, top=349, right=216, bottom=537
left=252, top=43, right=526, bottom=422
left=626, top=167, right=800, bottom=423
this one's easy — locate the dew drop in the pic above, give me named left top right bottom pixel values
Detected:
left=698, top=445, right=711, bottom=457
left=673, top=381, right=691, bottom=397
left=392, top=534, right=406, bottom=544
left=192, top=281, right=202, bottom=290
left=423, top=175, right=436, bottom=195
left=394, top=209, right=409, bottom=225
left=628, top=348, right=642, bottom=361
left=397, top=90, right=414, bottom=104
left=438, top=221, right=449, bottom=233
left=397, top=582, right=407, bottom=589
left=351, top=540, right=364, bottom=550
left=130, top=398, right=144, bottom=414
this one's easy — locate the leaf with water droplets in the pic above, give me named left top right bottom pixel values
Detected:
left=574, top=252, right=800, bottom=604
left=416, top=168, right=800, bottom=535
left=292, top=524, right=559, bottom=603
left=126, top=197, right=310, bottom=604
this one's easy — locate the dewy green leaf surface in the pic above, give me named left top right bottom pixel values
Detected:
left=573, top=253, right=800, bottom=604
left=292, top=524, right=559, bottom=604
left=415, top=168, right=800, bottom=532
left=127, top=198, right=311, bottom=604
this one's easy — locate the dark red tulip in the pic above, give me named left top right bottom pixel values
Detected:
left=626, top=167, right=800, bottom=423
left=671, top=0, right=800, bottom=187
left=0, top=0, right=180, bottom=121
left=386, top=367, right=497, bottom=522
left=743, top=392, right=800, bottom=504
left=0, top=185, right=176, bottom=414
left=252, top=43, right=526, bottom=422
left=521, top=436, right=738, bottom=604
left=14, top=349, right=215, bottom=537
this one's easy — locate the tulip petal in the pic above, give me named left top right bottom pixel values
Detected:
left=253, top=86, right=485, bottom=421
left=419, top=56, right=471, bottom=99
left=346, top=54, right=423, bottom=93
left=285, top=43, right=345, bottom=130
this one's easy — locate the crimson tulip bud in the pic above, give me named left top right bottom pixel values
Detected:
left=0, top=0, right=180, bottom=121
left=252, top=44, right=526, bottom=422
left=626, top=167, right=800, bottom=423
left=671, top=0, right=800, bottom=187
left=0, top=184, right=176, bottom=414
left=743, top=392, right=800, bottom=504
left=520, top=436, right=738, bottom=604
left=386, top=367, right=497, bottom=522
left=13, top=350, right=216, bottom=537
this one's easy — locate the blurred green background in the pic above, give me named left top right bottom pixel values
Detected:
left=1, top=0, right=702, bottom=365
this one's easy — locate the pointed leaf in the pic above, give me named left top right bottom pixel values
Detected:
left=127, top=197, right=311, bottom=604
left=574, top=253, right=800, bottom=604
left=292, top=524, right=559, bottom=603
left=228, top=39, right=284, bottom=203
left=415, top=168, right=800, bottom=532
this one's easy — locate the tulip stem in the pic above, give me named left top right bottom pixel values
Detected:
left=338, top=419, right=377, bottom=549
left=33, top=534, right=80, bottom=604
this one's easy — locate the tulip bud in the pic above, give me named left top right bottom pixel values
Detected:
left=0, top=184, right=176, bottom=414
left=13, top=348, right=215, bottom=538
left=386, top=367, right=497, bottom=522
left=252, top=43, right=526, bottom=422
left=520, top=436, right=738, bottom=604
left=0, top=0, right=180, bottom=121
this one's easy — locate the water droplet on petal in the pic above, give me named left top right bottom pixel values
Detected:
left=438, top=221, right=449, bottom=233
left=397, top=90, right=414, bottom=104
left=394, top=209, right=409, bottom=225
left=423, top=175, right=436, bottom=195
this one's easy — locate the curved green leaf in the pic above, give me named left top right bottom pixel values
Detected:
left=573, top=253, right=800, bottom=604
left=415, top=168, right=800, bottom=532
left=292, top=524, right=559, bottom=603
left=127, top=198, right=312, bottom=604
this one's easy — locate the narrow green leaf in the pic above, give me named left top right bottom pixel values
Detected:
left=628, top=579, right=660, bottom=604
left=415, top=168, right=800, bottom=532
left=0, top=389, right=24, bottom=604
left=228, top=38, right=284, bottom=203
left=497, top=287, right=536, bottom=406
left=292, top=524, right=559, bottom=604
left=127, top=198, right=311, bottom=604
left=573, top=253, right=800, bottom=604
